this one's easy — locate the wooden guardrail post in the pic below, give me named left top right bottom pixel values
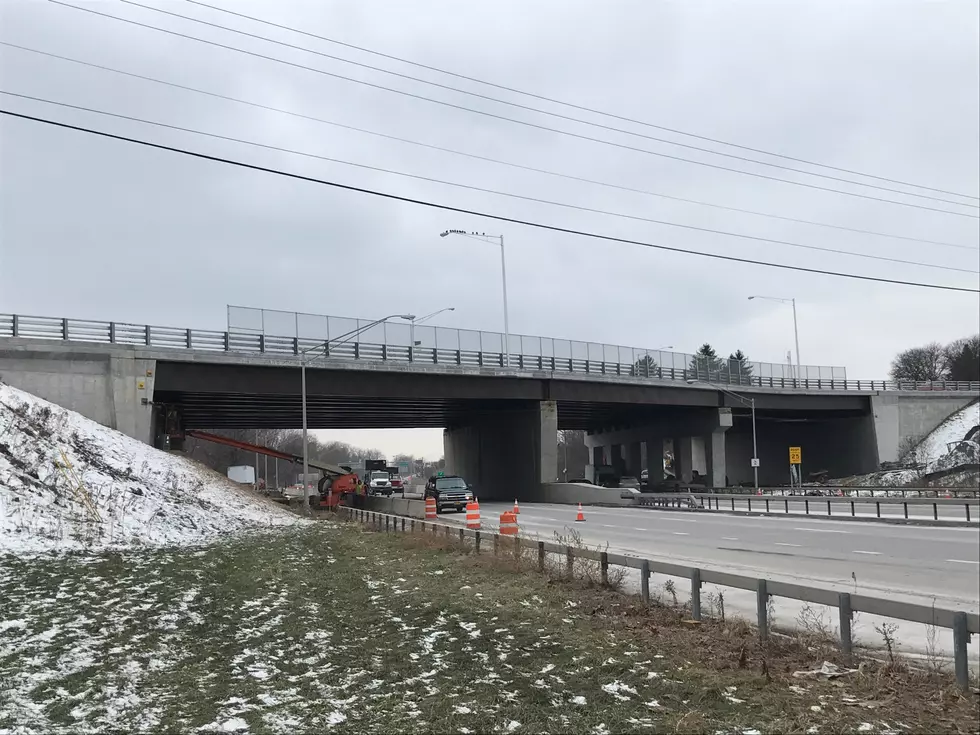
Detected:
left=757, top=579, right=769, bottom=642
left=474, top=531, right=481, bottom=553
left=953, top=612, right=970, bottom=692
left=600, top=552, right=609, bottom=586
left=838, top=592, right=853, bottom=657
left=640, top=560, right=650, bottom=605
left=690, top=568, right=702, bottom=621
left=537, top=541, right=545, bottom=572
left=566, top=547, right=574, bottom=579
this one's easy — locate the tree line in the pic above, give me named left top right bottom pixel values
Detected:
left=889, top=335, right=980, bottom=383
left=184, top=429, right=440, bottom=487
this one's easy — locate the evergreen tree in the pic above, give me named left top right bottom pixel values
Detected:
left=632, top=353, right=660, bottom=378
left=688, top=343, right=723, bottom=380
left=726, top=349, right=753, bottom=384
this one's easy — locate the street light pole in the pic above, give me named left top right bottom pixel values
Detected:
left=440, top=230, right=509, bottom=367
left=687, top=379, right=758, bottom=492
left=409, top=306, right=456, bottom=359
left=299, top=313, right=415, bottom=512
left=748, top=295, right=800, bottom=379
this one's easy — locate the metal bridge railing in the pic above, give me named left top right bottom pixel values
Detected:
left=2, top=313, right=979, bottom=392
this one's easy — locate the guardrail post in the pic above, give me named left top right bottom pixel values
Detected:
left=11, top=313, right=18, bottom=337
left=690, top=568, right=702, bottom=621
left=493, top=534, right=499, bottom=556
left=382, top=344, right=387, bottom=361
left=459, top=528, right=464, bottom=543
left=477, top=351, right=482, bottom=366
left=62, top=317, right=69, bottom=340
left=108, top=321, right=115, bottom=343
left=401, top=517, right=405, bottom=532
left=903, top=502, right=908, bottom=520
left=953, top=611, right=970, bottom=691
left=144, top=324, right=151, bottom=346
left=474, top=531, right=481, bottom=553
left=258, top=334, right=265, bottom=353
left=747, top=498, right=752, bottom=513
left=933, top=503, right=938, bottom=521
left=805, top=499, right=810, bottom=515
left=640, top=560, right=650, bottom=605
left=566, top=547, right=574, bottom=578
left=410, top=519, right=415, bottom=533
left=850, top=501, right=855, bottom=517
left=600, top=552, right=609, bottom=586
left=827, top=500, right=831, bottom=516
left=765, top=498, right=770, bottom=512
left=838, top=592, right=853, bottom=657
left=293, top=337, right=299, bottom=355
left=731, top=497, right=735, bottom=512
left=354, top=342, right=360, bottom=360
left=456, top=349, right=462, bottom=365
left=876, top=501, right=881, bottom=518
left=966, top=504, right=971, bottom=523
left=537, top=541, right=545, bottom=572
left=223, top=332, right=230, bottom=351
left=757, top=579, right=769, bottom=643
left=186, top=329, right=192, bottom=349
left=784, top=499, right=789, bottom=513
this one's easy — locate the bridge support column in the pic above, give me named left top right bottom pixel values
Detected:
left=705, top=430, right=729, bottom=489
left=673, top=436, right=694, bottom=483
left=444, top=400, right=556, bottom=501
left=645, top=436, right=664, bottom=483
left=626, top=441, right=642, bottom=477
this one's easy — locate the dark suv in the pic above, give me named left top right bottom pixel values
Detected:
left=424, top=475, right=473, bottom=513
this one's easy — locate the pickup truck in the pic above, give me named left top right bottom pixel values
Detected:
left=424, top=475, right=474, bottom=513
left=368, top=471, right=393, bottom=496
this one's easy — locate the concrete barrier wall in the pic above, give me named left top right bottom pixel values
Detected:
left=364, top=496, right=428, bottom=518
left=531, top=482, right=638, bottom=506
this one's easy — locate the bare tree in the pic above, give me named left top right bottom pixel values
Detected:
left=889, top=342, right=948, bottom=382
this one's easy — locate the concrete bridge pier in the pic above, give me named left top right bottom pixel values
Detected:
left=443, top=400, right=558, bottom=501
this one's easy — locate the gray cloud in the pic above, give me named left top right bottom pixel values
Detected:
left=1, top=0, right=978, bottom=389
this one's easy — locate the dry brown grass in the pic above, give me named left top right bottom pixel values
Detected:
left=358, top=516, right=980, bottom=734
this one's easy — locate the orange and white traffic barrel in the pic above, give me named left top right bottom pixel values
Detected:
left=465, top=500, right=481, bottom=530
left=499, top=511, right=518, bottom=536
left=425, top=496, right=438, bottom=519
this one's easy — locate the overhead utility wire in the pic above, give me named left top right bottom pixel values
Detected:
left=117, top=0, right=977, bottom=209
left=4, top=91, right=974, bottom=276
left=0, top=89, right=980, bottom=275
left=185, top=0, right=978, bottom=202
left=49, top=0, right=980, bottom=219
left=3, top=108, right=977, bottom=294
left=5, top=42, right=973, bottom=253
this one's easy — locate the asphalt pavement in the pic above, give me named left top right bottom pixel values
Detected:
left=446, top=501, right=980, bottom=613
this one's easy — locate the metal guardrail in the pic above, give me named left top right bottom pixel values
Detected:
left=340, top=505, right=978, bottom=690
left=638, top=493, right=979, bottom=522
left=648, top=485, right=980, bottom=498
left=3, top=313, right=980, bottom=392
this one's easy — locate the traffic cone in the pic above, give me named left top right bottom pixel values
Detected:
left=575, top=503, right=585, bottom=522
left=513, top=499, right=520, bottom=515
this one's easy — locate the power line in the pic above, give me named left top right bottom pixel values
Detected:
left=4, top=90, right=974, bottom=276
left=5, top=42, right=974, bottom=252
left=48, top=0, right=980, bottom=219
left=117, top=0, right=977, bottom=209
left=3, top=107, right=977, bottom=294
left=185, top=0, right=979, bottom=203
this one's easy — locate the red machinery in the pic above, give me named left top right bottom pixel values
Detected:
left=185, top=430, right=359, bottom=508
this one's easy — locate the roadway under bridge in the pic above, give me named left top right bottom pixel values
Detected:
left=0, top=337, right=976, bottom=501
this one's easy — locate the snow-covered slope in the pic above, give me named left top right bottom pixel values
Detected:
left=915, top=399, right=979, bottom=466
left=0, top=383, right=304, bottom=554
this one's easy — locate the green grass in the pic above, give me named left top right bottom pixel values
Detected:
left=1, top=521, right=975, bottom=734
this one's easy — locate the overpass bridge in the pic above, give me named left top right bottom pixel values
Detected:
left=1, top=313, right=976, bottom=499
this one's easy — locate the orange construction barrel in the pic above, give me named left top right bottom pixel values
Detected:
left=499, top=511, right=518, bottom=536
left=425, top=496, right=438, bottom=519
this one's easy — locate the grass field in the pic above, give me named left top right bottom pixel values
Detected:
left=1, top=519, right=976, bottom=734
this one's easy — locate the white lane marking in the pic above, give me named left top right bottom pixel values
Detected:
left=667, top=518, right=698, bottom=523
left=793, top=527, right=849, bottom=534
left=633, top=527, right=648, bottom=532
left=722, top=537, right=739, bottom=541
left=852, top=550, right=882, bottom=555
left=946, top=559, right=980, bottom=565
left=601, top=524, right=618, bottom=529
left=673, top=532, right=689, bottom=536
left=774, top=542, right=801, bottom=547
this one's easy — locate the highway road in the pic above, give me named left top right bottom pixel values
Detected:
left=445, top=502, right=980, bottom=614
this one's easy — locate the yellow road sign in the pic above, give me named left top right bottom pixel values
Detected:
left=789, top=446, right=802, bottom=465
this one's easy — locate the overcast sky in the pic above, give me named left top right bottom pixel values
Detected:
left=1, top=0, right=978, bottom=459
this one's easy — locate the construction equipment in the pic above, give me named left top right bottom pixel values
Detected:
left=184, top=430, right=360, bottom=508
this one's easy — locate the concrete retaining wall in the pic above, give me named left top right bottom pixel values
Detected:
left=872, top=393, right=978, bottom=464
left=0, top=344, right=156, bottom=444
